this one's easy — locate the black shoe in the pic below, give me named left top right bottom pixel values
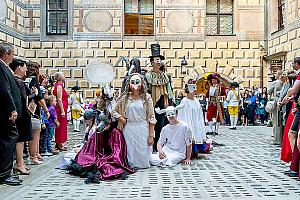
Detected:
left=284, top=170, right=299, bottom=177
left=11, top=174, right=22, bottom=181
left=0, top=176, right=22, bottom=186
left=206, top=132, right=213, bottom=135
left=213, top=132, right=218, bottom=135
left=212, top=141, right=225, bottom=146
left=23, top=153, right=29, bottom=159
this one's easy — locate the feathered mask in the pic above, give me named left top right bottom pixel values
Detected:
left=155, top=105, right=185, bottom=119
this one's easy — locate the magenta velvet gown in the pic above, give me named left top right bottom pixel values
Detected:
left=75, top=128, right=134, bottom=180
left=54, top=83, right=68, bottom=144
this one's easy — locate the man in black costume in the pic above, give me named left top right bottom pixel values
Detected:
left=0, top=42, right=23, bottom=185
left=145, top=44, right=173, bottom=151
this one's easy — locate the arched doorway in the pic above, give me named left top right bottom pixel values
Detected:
left=195, top=73, right=233, bottom=95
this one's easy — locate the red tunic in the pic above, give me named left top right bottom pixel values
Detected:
left=290, top=73, right=300, bottom=177
left=53, top=83, right=69, bottom=144
left=280, top=103, right=294, bottom=163
left=206, top=84, right=226, bottom=122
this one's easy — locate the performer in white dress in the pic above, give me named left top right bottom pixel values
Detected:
left=113, top=73, right=156, bottom=169
left=151, top=106, right=192, bottom=167
left=177, top=79, right=206, bottom=144
left=177, top=79, right=208, bottom=156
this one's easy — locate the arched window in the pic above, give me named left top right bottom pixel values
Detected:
left=206, top=0, right=233, bottom=35
left=124, top=0, right=154, bottom=35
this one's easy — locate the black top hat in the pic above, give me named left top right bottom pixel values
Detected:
left=148, top=44, right=165, bottom=60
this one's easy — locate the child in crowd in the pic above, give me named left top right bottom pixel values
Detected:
left=198, top=93, right=207, bottom=124
left=84, top=99, right=94, bottom=110
left=46, top=95, right=60, bottom=155
left=40, top=108, right=49, bottom=157
left=69, top=86, right=83, bottom=132
left=151, top=106, right=192, bottom=167
left=246, top=91, right=257, bottom=126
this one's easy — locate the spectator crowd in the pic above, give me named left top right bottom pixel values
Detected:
left=176, top=85, right=269, bottom=127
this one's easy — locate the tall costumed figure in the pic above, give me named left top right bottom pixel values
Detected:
left=145, top=44, right=174, bottom=151
left=206, top=73, right=226, bottom=135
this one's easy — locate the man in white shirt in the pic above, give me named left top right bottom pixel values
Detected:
left=150, top=106, right=192, bottom=167
left=226, top=82, right=240, bottom=130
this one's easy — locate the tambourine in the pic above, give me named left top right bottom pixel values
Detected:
left=84, top=61, right=116, bottom=84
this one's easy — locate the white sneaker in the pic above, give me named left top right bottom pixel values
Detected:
left=41, top=152, right=53, bottom=156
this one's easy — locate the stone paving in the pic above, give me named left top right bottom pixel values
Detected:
left=1, top=126, right=300, bottom=200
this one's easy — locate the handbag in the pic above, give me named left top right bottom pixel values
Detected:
left=27, top=97, right=37, bottom=115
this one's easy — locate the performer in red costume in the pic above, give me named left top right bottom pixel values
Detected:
left=282, top=57, right=300, bottom=179
left=206, top=73, right=226, bottom=135
left=280, top=72, right=298, bottom=163
left=281, top=102, right=294, bottom=163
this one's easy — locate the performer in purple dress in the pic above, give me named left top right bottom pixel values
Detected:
left=67, top=90, right=134, bottom=183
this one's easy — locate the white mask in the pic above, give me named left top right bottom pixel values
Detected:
left=187, top=84, right=197, bottom=93
left=130, top=74, right=142, bottom=91
left=154, top=57, right=162, bottom=65
left=164, top=106, right=177, bottom=120
left=155, top=105, right=185, bottom=120
left=103, top=85, right=114, bottom=99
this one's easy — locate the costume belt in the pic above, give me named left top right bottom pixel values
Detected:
left=209, top=96, right=217, bottom=102
left=208, top=96, right=224, bottom=105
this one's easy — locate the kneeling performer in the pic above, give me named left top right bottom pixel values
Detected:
left=151, top=106, right=192, bottom=167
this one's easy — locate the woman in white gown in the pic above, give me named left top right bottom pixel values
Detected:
left=177, top=79, right=206, bottom=155
left=113, top=73, right=156, bottom=169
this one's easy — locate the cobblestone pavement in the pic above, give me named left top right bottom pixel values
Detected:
left=1, top=126, right=300, bottom=200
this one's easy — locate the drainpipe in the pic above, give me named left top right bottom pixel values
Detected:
left=261, top=0, right=269, bottom=88
left=264, top=0, right=269, bottom=52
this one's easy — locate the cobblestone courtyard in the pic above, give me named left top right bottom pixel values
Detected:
left=1, top=126, right=300, bottom=200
